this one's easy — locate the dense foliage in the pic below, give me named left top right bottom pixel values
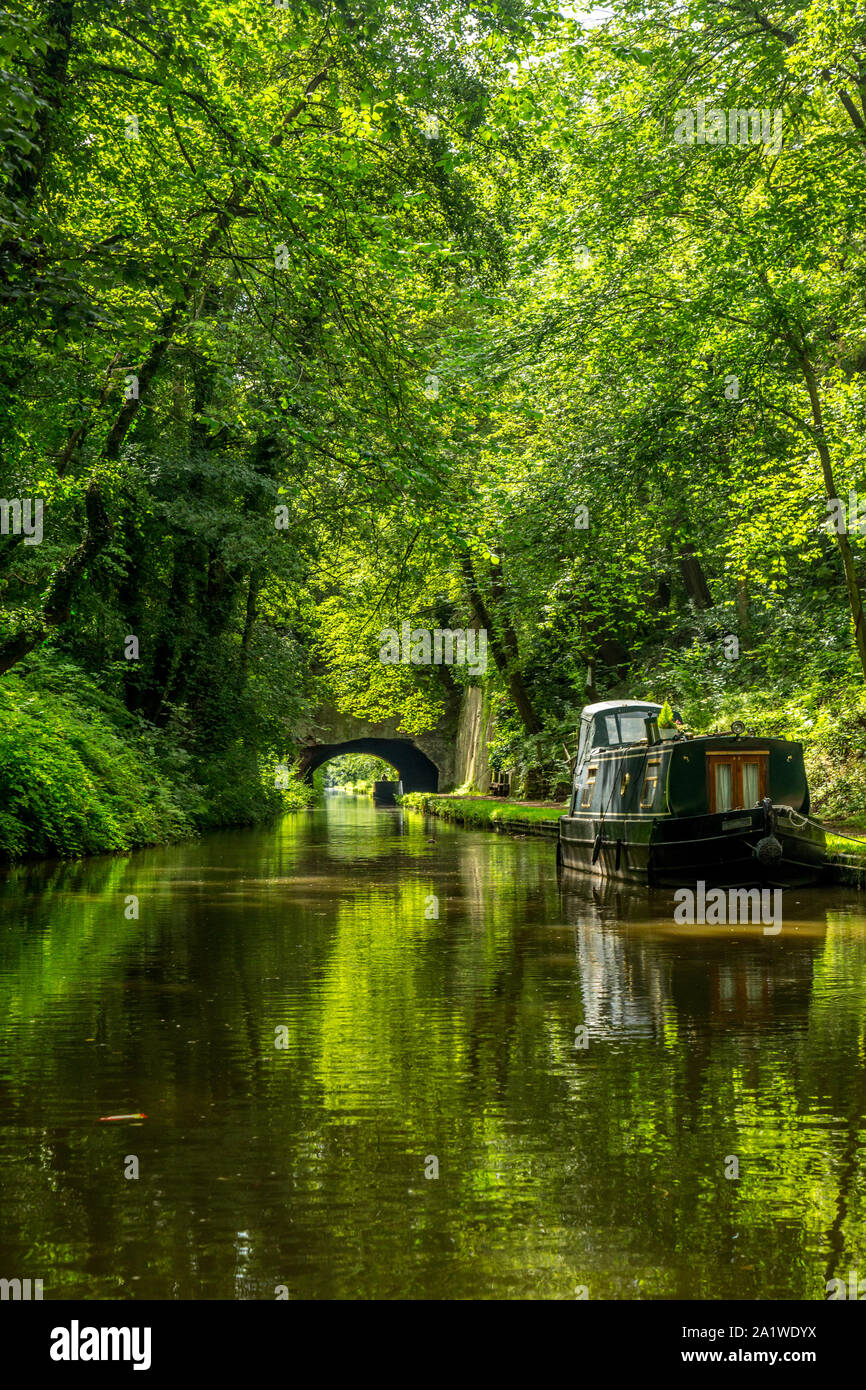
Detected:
left=3, top=0, right=866, bottom=854
left=321, top=752, right=393, bottom=790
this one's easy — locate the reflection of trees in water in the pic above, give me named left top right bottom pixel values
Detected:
left=455, top=837, right=560, bottom=1097
left=811, top=916, right=866, bottom=1290
left=4, top=816, right=866, bottom=1298
left=560, top=872, right=866, bottom=1296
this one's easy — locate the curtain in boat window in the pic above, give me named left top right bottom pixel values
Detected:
left=715, top=763, right=732, bottom=812
left=742, top=761, right=760, bottom=806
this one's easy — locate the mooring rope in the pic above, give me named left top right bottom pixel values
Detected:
left=776, top=805, right=866, bottom=849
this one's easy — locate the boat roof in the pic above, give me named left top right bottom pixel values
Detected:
left=580, top=700, right=662, bottom=719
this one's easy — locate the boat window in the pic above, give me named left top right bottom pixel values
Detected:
left=620, top=772, right=630, bottom=797
left=605, top=714, right=620, bottom=743
left=714, top=762, right=732, bottom=812
left=707, top=752, right=768, bottom=811
left=581, top=766, right=598, bottom=808
left=640, top=759, right=661, bottom=808
left=742, top=761, right=760, bottom=806
left=620, top=713, right=650, bottom=744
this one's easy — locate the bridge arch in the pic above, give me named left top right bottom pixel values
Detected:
left=297, top=737, right=439, bottom=793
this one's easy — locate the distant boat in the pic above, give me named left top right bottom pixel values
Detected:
left=372, top=779, right=403, bottom=805
left=558, top=700, right=826, bottom=888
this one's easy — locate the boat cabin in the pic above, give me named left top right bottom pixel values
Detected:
left=562, top=701, right=821, bottom=887
left=574, top=701, right=675, bottom=767
left=570, top=700, right=810, bottom=820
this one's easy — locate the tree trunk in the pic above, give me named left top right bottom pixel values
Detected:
left=585, top=657, right=599, bottom=703
left=239, top=572, right=261, bottom=683
left=799, top=349, right=866, bottom=680
left=736, top=575, right=750, bottom=646
left=678, top=542, right=714, bottom=608
left=459, top=549, right=542, bottom=735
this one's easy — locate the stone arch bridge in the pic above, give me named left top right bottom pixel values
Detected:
left=295, top=700, right=482, bottom=794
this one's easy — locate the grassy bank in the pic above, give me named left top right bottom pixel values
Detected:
left=400, top=792, right=567, bottom=830
left=0, top=655, right=312, bottom=862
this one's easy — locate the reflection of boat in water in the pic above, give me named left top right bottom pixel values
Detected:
left=559, top=874, right=829, bottom=1037
left=558, top=701, right=826, bottom=888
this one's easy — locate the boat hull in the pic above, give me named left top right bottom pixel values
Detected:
left=558, top=806, right=826, bottom=888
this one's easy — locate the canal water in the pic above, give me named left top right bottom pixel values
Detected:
left=1, top=794, right=865, bottom=1300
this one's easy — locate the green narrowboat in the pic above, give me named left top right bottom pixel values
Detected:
left=558, top=701, right=826, bottom=888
